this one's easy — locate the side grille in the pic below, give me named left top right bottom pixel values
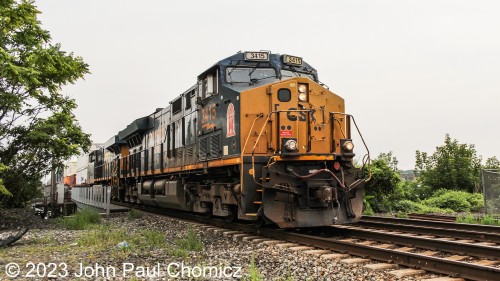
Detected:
left=199, top=136, right=208, bottom=161
left=199, top=131, right=221, bottom=161
left=210, top=133, right=221, bottom=159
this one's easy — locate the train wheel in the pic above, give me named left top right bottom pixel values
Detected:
left=224, top=206, right=237, bottom=222
left=253, top=208, right=271, bottom=227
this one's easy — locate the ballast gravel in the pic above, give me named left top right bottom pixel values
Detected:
left=0, top=208, right=446, bottom=280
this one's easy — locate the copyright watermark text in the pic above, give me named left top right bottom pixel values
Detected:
left=4, top=262, right=242, bottom=279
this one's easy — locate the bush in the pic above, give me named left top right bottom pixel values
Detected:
left=363, top=196, right=375, bottom=216
left=393, top=199, right=453, bottom=214
left=422, top=190, right=483, bottom=212
left=466, top=193, right=484, bottom=212
left=128, top=208, right=143, bottom=219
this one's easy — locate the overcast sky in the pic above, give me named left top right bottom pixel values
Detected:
left=35, top=0, right=499, bottom=170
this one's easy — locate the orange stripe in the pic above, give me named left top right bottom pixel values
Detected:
left=273, top=155, right=335, bottom=161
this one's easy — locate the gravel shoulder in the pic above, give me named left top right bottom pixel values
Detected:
left=0, top=208, right=443, bottom=280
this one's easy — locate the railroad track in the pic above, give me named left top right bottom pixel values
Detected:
left=359, top=216, right=500, bottom=243
left=113, top=203, right=500, bottom=280
left=406, top=213, right=457, bottom=222
left=362, top=215, right=500, bottom=234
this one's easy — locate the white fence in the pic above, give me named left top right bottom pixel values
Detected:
left=71, top=185, right=111, bottom=216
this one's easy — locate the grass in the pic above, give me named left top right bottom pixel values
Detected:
left=78, top=224, right=129, bottom=248
left=396, top=211, right=408, bottom=218
left=78, top=225, right=165, bottom=249
left=245, top=258, right=264, bottom=281
left=59, top=208, right=100, bottom=230
left=175, top=228, right=203, bottom=251
left=1, top=213, right=210, bottom=275
left=456, top=213, right=500, bottom=226
left=167, top=227, right=204, bottom=258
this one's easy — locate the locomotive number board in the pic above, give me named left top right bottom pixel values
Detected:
left=244, top=51, right=270, bottom=61
left=283, top=55, right=303, bottom=66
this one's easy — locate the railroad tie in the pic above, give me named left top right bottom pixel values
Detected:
left=420, top=277, right=465, bottom=281
left=339, top=258, right=371, bottom=264
left=303, top=249, right=331, bottom=256
left=388, top=269, right=426, bottom=278
left=363, top=263, right=398, bottom=272
left=275, top=243, right=300, bottom=249
left=320, top=253, right=350, bottom=260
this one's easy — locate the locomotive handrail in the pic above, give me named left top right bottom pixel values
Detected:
left=250, top=109, right=313, bottom=186
left=330, top=112, right=372, bottom=182
left=240, top=113, right=264, bottom=191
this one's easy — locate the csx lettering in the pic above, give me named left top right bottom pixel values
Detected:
left=286, top=108, right=306, bottom=122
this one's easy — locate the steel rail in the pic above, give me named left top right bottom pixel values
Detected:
left=358, top=219, right=500, bottom=243
left=407, top=213, right=456, bottom=222
left=362, top=216, right=500, bottom=234
left=328, top=225, right=500, bottom=259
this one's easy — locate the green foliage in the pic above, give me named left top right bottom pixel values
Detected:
left=0, top=0, right=91, bottom=207
left=175, top=228, right=203, bottom=252
left=362, top=196, right=375, bottom=215
left=0, top=170, right=42, bottom=207
left=392, top=189, right=483, bottom=214
left=396, top=211, right=408, bottom=218
left=78, top=225, right=128, bottom=248
left=167, top=227, right=203, bottom=258
left=415, top=134, right=482, bottom=193
left=143, top=229, right=165, bottom=247
left=365, top=152, right=402, bottom=212
left=397, top=180, right=433, bottom=201
left=246, top=258, right=264, bottom=281
left=422, top=190, right=483, bottom=212
left=0, top=164, right=12, bottom=197
left=128, top=208, right=143, bottom=219
left=484, top=156, right=500, bottom=169
left=392, top=199, right=453, bottom=214
left=59, top=209, right=101, bottom=230
left=456, top=213, right=500, bottom=226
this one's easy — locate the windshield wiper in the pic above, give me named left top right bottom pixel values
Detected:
left=250, top=75, right=279, bottom=85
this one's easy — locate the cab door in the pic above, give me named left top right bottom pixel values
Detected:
left=270, top=80, right=309, bottom=155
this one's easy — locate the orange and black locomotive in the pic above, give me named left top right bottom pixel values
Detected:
left=89, top=51, right=370, bottom=228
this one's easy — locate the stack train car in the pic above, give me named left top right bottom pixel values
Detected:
left=85, top=51, right=370, bottom=228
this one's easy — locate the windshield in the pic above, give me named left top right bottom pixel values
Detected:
left=280, top=70, right=315, bottom=81
left=226, top=67, right=277, bottom=84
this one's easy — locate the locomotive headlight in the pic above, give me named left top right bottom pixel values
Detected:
left=298, top=84, right=307, bottom=93
left=342, top=141, right=354, bottom=152
left=284, top=139, right=298, bottom=151
left=298, top=84, right=308, bottom=102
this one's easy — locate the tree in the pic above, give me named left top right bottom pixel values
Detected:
left=365, top=152, right=402, bottom=212
left=0, top=163, right=11, bottom=196
left=415, top=134, right=482, bottom=193
left=484, top=156, right=500, bottom=170
left=0, top=0, right=90, bottom=207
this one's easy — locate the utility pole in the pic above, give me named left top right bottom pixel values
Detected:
left=50, top=160, right=56, bottom=218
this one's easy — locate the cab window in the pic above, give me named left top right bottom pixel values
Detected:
left=226, top=67, right=276, bottom=84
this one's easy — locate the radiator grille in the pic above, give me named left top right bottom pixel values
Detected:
left=199, top=136, right=208, bottom=161
left=210, top=133, right=221, bottom=159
